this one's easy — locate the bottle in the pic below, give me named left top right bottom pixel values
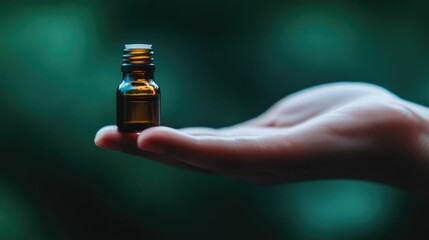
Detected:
left=116, top=44, right=160, bottom=132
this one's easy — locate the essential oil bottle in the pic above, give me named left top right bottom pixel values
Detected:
left=116, top=44, right=160, bottom=132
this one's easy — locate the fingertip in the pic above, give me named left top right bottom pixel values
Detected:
left=94, top=125, right=138, bottom=150
left=137, top=126, right=171, bottom=150
left=137, top=126, right=193, bottom=152
left=94, top=126, right=115, bottom=147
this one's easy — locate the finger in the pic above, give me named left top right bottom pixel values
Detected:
left=137, top=126, right=296, bottom=171
left=95, top=126, right=138, bottom=151
left=180, top=126, right=280, bottom=137
left=137, top=122, right=374, bottom=181
left=94, top=126, right=215, bottom=173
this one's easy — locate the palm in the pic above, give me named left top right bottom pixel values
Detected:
left=95, top=82, right=424, bottom=188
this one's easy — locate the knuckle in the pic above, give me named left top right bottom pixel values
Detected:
left=363, top=99, right=420, bottom=148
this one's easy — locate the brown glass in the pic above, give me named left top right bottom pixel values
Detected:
left=117, top=70, right=160, bottom=132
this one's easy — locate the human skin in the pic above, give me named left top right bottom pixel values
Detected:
left=94, top=82, right=429, bottom=196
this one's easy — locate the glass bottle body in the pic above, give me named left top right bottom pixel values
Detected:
left=116, top=70, right=160, bottom=132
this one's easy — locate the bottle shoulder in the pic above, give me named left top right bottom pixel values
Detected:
left=117, top=79, right=160, bottom=95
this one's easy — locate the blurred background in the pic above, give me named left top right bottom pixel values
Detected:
left=0, top=0, right=428, bottom=239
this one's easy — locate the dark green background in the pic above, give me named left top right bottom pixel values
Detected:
left=0, top=0, right=428, bottom=239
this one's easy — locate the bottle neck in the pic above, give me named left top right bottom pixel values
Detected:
left=122, top=70, right=154, bottom=82
left=122, top=45, right=155, bottom=72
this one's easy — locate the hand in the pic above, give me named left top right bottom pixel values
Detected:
left=95, top=82, right=429, bottom=194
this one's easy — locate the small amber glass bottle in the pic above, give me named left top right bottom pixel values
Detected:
left=116, top=44, right=160, bottom=132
